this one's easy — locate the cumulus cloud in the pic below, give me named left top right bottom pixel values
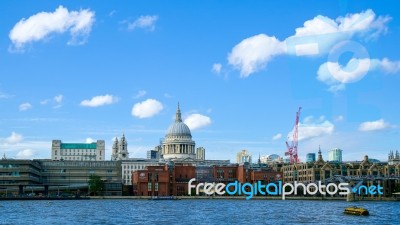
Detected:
left=128, top=15, right=158, bottom=31
left=317, top=57, right=400, bottom=92
left=228, top=34, right=285, bottom=77
left=359, top=119, right=389, bottom=132
left=131, top=99, right=163, bottom=118
left=19, top=102, right=32, bottom=111
left=4, top=132, right=23, bottom=144
left=86, top=137, right=96, bottom=143
left=54, top=94, right=63, bottom=103
left=184, top=114, right=212, bottom=130
left=16, top=149, right=35, bottom=159
left=227, top=9, right=390, bottom=77
left=272, top=133, right=282, bottom=140
left=9, top=5, right=95, bottom=51
left=53, top=94, right=63, bottom=108
left=211, top=63, right=222, bottom=74
left=80, top=94, right=118, bottom=107
left=134, top=90, right=147, bottom=99
left=371, top=58, right=400, bottom=74
left=288, top=116, right=335, bottom=141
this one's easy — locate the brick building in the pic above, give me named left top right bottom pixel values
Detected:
left=132, top=162, right=282, bottom=196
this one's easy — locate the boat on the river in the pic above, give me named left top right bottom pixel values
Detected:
left=344, top=206, right=369, bottom=216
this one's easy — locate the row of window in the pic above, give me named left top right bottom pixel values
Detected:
left=54, top=156, right=98, bottom=160
left=54, top=149, right=98, bottom=155
left=123, top=165, right=148, bottom=170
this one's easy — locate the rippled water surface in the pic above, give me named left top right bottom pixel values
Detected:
left=0, top=199, right=398, bottom=224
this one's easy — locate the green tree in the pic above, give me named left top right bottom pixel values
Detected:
left=88, top=174, right=103, bottom=196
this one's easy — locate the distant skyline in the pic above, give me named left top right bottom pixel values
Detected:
left=0, top=1, right=399, bottom=162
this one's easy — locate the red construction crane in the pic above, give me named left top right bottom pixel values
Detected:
left=285, top=107, right=302, bottom=164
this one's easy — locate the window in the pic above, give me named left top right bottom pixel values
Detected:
left=55, top=150, right=57, bottom=155
left=155, top=183, right=159, bottom=191
left=148, top=183, right=152, bottom=191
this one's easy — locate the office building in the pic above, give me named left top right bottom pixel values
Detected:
left=196, top=147, right=205, bottom=161
left=306, top=153, right=316, bottom=163
left=328, top=148, right=343, bottom=162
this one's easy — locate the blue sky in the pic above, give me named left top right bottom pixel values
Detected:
left=0, top=1, right=399, bottom=162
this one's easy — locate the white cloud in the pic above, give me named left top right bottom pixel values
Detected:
left=53, top=94, right=63, bottom=108
left=134, top=90, right=147, bottom=99
left=16, top=149, right=35, bottom=159
left=228, top=34, right=285, bottom=77
left=131, top=99, right=163, bottom=118
left=128, top=15, right=158, bottom=31
left=272, top=133, right=282, bottom=140
left=9, top=5, right=95, bottom=51
left=19, top=102, right=32, bottom=111
left=4, top=132, right=23, bottom=144
left=0, top=91, right=12, bottom=99
left=54, top=94, right=63, bottom=103
left=319, top=58, right=371, bottom=85
left=227, top=9, right=390, bottom=77
left=359, top=119, right=389, bottom=132
left=371, top=58, right=400, bottom=74
left=86, top=137, right=96, bottom=143
left=80, top=94, right=118, bottom=107
left=40, top=99, right=50, bottom=105
left=288, top=116, right=335, bottom=141
left=211, top=63, right=222, bottom=74
left=317, top=57, right=400, bottom=92
left=164, top=93, right=173, bottom=98
left=334, top=115, right=344, bottom=122
left=184, top=114, right=212, bottom=130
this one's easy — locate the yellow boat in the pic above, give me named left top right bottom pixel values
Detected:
left=344, top=206, right=369, bottom=216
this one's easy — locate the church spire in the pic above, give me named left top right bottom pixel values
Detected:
left=175, top=102, right=182, bottom=122
left=317, top=145, right=324, bottom=162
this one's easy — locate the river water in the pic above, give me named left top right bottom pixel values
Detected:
left=0, top=199, right=398, bottom=224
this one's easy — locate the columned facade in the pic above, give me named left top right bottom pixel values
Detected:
left=162, top=104, right=196, bottom=160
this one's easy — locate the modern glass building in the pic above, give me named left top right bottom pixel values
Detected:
left=306, top=153, right=316, bottom=163
left=328, top=148, right=343, bottom=162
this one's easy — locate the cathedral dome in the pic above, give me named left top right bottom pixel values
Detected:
left=162, top=103, right=196, bottom=160
left=165, top=103, right=192, bottom=138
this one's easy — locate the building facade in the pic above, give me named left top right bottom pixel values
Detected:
left=121, top=159, right=160, bottom=185
left=162, top=104, right=196, bottom=160
left=236, top=150, right=252, bottom=164
left=328, top=148, right=343, bottom=162
left=388, top=150, right=400, bottom=165
left=306, top=153, right=316, bottom=163
left=0, top=159, right=122, bottom=196
left=132, top=162, right=282, bottom=196
left=51, top=140, right=105, bottom=161
left=147, top=150, right=159, bottom=159
left=196, top=147, right=205, bottom=161
left=260, top=154, right=283, bottom=164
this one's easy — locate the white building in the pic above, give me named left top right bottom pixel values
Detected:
left=51, top=140, right=105, bottom=161
left=121, top=159, right=160, bottom=185
left=260, top=154, right=283, bottom=164
left=111, top=134, right=129, bottom=161
left=162, top=104, right=197, bottom=160
left=236, top=150, right=252, bottom=164
left=196, top=147, right=205, bottom=161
